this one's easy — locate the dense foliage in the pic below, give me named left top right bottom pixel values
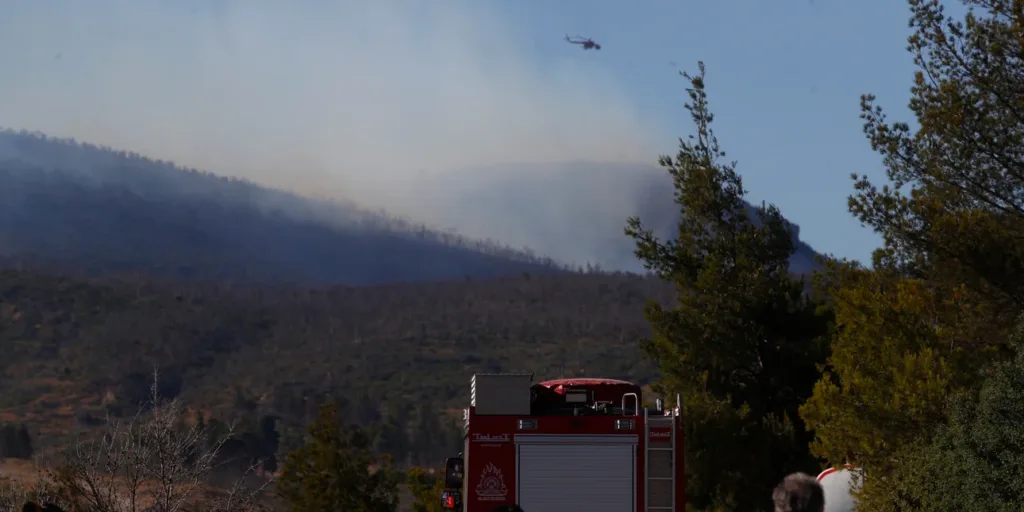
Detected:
left=856, top=316, right=1024, bottom=511
left=0, top=265, right=666, bottom=465
left=799, top=263, right=988, bottom=472
left=784, top=0, right=1024, bottom=508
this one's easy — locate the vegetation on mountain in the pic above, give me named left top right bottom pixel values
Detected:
left=0, top=126, right=824, bottom=286
left=0, top=423, right=33, bottom=460
left=0, top=263, right=666, bottom=466
left=0, top=130, right=570, bottom=286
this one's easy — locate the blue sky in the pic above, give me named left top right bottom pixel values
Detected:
left=0, top=1, right=953, bottom=265
left=494, top=0, right=928, bottom=264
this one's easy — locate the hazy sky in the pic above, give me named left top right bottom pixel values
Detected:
left=0, top=0, right=947, bottom=264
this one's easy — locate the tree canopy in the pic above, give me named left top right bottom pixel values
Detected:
left=850, top=0, right=1024, bottom=320
left=799, top=262, right=987, bottom=473
left=797, top=0, right=1024, bottom=507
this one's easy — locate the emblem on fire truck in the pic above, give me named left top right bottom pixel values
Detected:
left=475, top=462, right=508, bottom=500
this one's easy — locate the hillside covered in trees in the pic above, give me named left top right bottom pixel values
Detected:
left=0, top=265, right=668, bottom=461
left=0, top=129, right=822, bottom=287
left=0, top=130, right=572, bottom=286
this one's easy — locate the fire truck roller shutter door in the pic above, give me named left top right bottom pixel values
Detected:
left=515, top=435, right=637, bottom=512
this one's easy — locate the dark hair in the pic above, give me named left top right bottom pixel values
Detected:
left=772, top=472, right=825, bottom=512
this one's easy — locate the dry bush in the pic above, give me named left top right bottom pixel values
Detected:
left=8, top=369, right=274, bottom=512
left=0, top=469, right=71, bottom=511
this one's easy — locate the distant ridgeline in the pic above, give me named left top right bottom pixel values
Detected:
left=411, top=161, right=824, bottom=276
left=0, top=129, right=570, bottom=286
left=0, top=129, right=822, bottom=285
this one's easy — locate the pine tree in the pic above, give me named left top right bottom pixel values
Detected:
left=625, top=62, right=831, bottom=510
left=277, top=402, right=400, bottom=512
left=16, top=424, right=32, bottom=459
left=411, top=402, right=443, bottom=466
left=373, top=407, right=410, bottom=463
left=0, top=424, right=17, bottom=459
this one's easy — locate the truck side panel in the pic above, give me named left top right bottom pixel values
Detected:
left=464, top=415, right=517, bottom=511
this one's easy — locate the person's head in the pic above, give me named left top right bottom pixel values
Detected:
left=772, top=472, right=825, bottom=512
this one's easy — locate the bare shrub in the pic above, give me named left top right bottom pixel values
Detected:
left=0, top=470, right=71, bottom=511
left=31, top=368, right=273, bottom=512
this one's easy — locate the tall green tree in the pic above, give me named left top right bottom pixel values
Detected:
left=373, top=410, right=410, bottom=465
left=625, top=62, right=831, bottom=510
left=411, top=402, right=443, bottom=466
left=0, top=424, right=32, bottom=460
left=277, top=402, right=400, bottom=512
left=16, top=425, right=31, bottom=460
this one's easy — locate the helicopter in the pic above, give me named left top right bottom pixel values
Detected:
left=565, top=35, right=601, bottom=50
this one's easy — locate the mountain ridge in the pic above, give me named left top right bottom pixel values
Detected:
left=0, top=128, right=823, bottom=470
left=403, top=161, right=823, bottom=274
left=0, top=129, right=823, bottom=286
left=0, top=129, right=569, bottom=286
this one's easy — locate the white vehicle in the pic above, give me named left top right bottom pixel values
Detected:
left=817, top=466, right=861, bottom=512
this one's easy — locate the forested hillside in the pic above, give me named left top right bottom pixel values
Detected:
left=0, top=130, right=823, bottom=287
left=0, top=130, right=568, bottom=286
left=0, top=265, right=668, bottom=458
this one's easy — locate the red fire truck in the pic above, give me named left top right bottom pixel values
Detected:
left=439, top=373, right=684, bottom=512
